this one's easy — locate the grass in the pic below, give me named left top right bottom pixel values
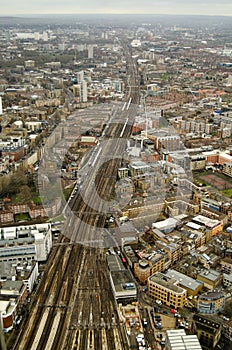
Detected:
left=32, top=196, right=42, bottom=205
left=222, top=188, right=232, bottom=198
left=63, top=188, right=73, bottom=200
left=15, top=213, right=30, bottom=222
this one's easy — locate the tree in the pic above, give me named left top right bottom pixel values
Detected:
left=16, top=185, right=32, bottom=204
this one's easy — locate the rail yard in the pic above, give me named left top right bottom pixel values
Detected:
left=12, top=44, right=140, bottom=350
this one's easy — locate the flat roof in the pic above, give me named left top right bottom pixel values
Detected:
left=0, top=300, right=11, bottom=312
left=1, top=280, right=23, bottom=291
left=198, top=269, right=221, bottom=282
left=166, top=330, right=202, bottom=350
left=149, top=272, right=186, bottom=295
left=193, top=215, right=220, bottom=228
left=186, top=222, right=202, bottom=230
left=107, top=254, right=125, bottom=272
left=165, top=269, right=203, bottom=291
left=152, top=218, right=178, bottom=229
left=130, top=161, right=150, bottom=169
left=199, top=290, right=224, bottom=301
left=110, top=270, right=137, bottom=299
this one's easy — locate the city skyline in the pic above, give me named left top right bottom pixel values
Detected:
left=1, top=0, right=232, bottom=17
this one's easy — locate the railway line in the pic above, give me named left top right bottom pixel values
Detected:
left=12, top=42, right=139, bottom=350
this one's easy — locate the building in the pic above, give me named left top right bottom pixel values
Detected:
left=107, top=255, right=137, bottom=302
left=118, top=167, right=129, bottom=179
left=197, top=269, right=222, bottom=290
left=148, top=272, right=187, bottom=309
left=192, top=315, right=222, bottom=349
left=0, top=210, right=14, bottom=223
left=88, top=44, right=93, bottom=59
left=0, top=96, right=2, bottom=115
left=192, top=215, right=223, bottom=236
left=223, top=273, right=232, bottom=288
left=166, top=329, right=202, bottom=350
left=80, top=80, right=88, bottom=102
left=165, top=269, right=204, bottom=296
left=0, top=260, right=39, bottom=293
left=0, top=223, right=52, bottom=262
left=129, top=161, right=151, bottom=177
left=223, top=162, right=232, bottom=177
left=123, top=245, right=138, bottom=270
left=154, top=134, right=181, bottom=152
left=134, top=253, right=165, bottom=284
left=197, top=291, right=225, bottom=314
left=152, top=218, right=178, bottom=234
left=223, top=319, right=232, bottom=343
left=24, top=60, right=35, bottom=68
left=156, top=241, right=182, bottom=265
left=221, top=257, right=232, bottom=274
left=201, top=198, right=220, bottom=212
left=190, top=155, right=206, bottom=171
left=0, top=280, right=28, bottom=332
left=77, top=70, right=84, bottom=84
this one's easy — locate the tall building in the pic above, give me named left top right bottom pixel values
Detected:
left=88, top=44, right=94, bottom=59
left=80, top=81, right=88, bottom=102
left=77, top=70, right=84, bottom=84
left=166, top=329, right=202, bottom=350
left=42, top=31, right=48, bottom=41
left=0, top=96, right=2, bottom=115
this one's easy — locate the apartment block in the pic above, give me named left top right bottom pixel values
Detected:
left=192, top=315, right=222, bottom=349
left=134, top=253, right=165, bottom=284
left=148, top=272, right=187, bottom=309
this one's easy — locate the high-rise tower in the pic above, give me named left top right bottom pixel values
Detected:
left=88, top=45, right=93, bottom=59
left=0, top=96, right=2, bottom=115
left=80, top=81, right=88, bottom=102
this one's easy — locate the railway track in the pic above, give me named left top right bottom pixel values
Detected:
left=13, top=42, right=139, bottom=350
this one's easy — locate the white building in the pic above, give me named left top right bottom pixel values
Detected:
left=0, top=96, right=2, bottom=115
left=88, top=45, right=93, bottom=59
left=166, top=329, right=202, bottom=350
left=77, top=70, right=84, bottom=84
left=0, top=223, right=52, bottom=262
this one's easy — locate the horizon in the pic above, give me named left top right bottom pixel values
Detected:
left=0, top=13, right=232, bottom=17
left=1, top=0, right=232, bottom=17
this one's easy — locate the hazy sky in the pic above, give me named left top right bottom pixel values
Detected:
left=1, top=0, right=232, bottom=16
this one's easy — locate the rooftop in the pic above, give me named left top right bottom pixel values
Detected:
left=198, top=269, right=221, bottom=282
left=199, top=290, right=225, bottom=301
left=110, top=270, right=137, bottom=298
left=165, top=269, right=203, bottom=292
left=107, top=254, right=125, bottom=272
left=166, top=330, right=202, bottom=350
left=149, top=272, right=186, bottom=295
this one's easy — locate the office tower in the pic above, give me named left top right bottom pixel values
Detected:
left=88, top=45, right=93, bottom=59
left=0, top=96, right=2, bottom=115
left=34, top=32, right=40, bottom=40
left=77, top=71, right=84, bottom=84
left=43, top=31, right=48, bottom=41
left=80, top=81, right=88, bottom=102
